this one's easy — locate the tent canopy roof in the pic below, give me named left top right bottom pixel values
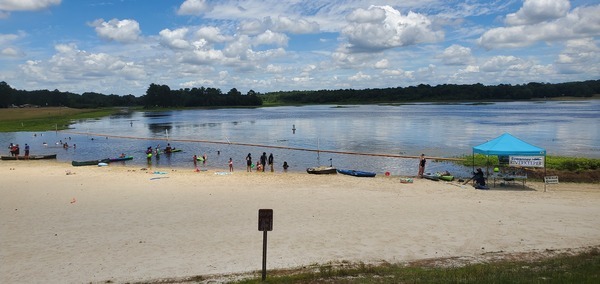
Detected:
left=473, top=133, right=546, bottom=156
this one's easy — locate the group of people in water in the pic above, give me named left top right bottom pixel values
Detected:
left=244, top=152, right=281, bottom=172
left=142, top=144, right=291, bottom=173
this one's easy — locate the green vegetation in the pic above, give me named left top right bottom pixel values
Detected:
left=143, top=84, right=262, bottom=108
left=2, top=80, right=599, bottom=109
left=262, top=80, right=600, bottom=105
left=546, top=156, right=600, bottom=171
left=0, top=107, right=122, bottom=132
left=228, top=248, right=600, bottom=283
left=459, top=154, right=600, bottom=172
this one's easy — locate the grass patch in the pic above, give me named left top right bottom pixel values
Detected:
left=0, top=107, right=124, bottom=132
left=455, top=154, right=600, bottom=182
left=231, top=247, right=600, bottom=283
left=457, top=154, right=600, bottom=171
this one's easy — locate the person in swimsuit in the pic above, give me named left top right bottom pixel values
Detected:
left=418, top=154, right=426, bottom=178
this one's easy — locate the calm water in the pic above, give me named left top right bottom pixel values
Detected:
left=2, top=100, right=599, bottom=177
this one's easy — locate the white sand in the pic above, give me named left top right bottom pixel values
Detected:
left=1, top=161, right=599, bottom=283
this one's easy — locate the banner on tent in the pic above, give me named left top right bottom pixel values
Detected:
left=509, top=156, right=544, bottom=168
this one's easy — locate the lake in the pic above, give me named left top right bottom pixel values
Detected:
left=1, top=100, right=599, bottom=177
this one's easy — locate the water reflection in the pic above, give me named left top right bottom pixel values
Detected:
left=148, top=123, right=173, bottom=135
left=1, top=101, right=598, bottom=177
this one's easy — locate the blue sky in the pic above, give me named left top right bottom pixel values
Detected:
left=1, top=0, right=599, bottom=96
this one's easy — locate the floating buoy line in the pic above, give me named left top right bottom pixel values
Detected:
left=60, top=130, right=464, bottom=161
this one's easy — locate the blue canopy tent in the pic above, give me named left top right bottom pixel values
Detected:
left=472, top=133, right=547, bottom=185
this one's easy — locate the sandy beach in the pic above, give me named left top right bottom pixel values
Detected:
left=1, top=161, right=599, bottom=283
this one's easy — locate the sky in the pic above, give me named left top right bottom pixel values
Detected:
left=0, top=0, right=599, bottom=96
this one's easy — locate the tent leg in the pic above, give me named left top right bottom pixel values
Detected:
left=544, top=156, right=547, bottom=192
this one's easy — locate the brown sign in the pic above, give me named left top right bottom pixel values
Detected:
left=258, top=209, right=273, bottom=231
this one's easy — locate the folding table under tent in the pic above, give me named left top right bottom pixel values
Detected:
left=472, top=133, right=547, bottom=188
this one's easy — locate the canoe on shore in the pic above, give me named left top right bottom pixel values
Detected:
left=108, top=156, right=134, bottom=162
left=438, top=175, right=454, bottom=181
left=307, top=166, right=337, bottom=175
left=422, top=173, right=440, bottom=181
left=337, top=169, right=376, bottom=177
left=1, top=154, right=57, bottom=160
left=422, top=173, right=454, bottom=181
left=72, top=159, right=110, bottom=167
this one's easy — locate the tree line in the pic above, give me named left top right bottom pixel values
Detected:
left=143, top=84, right=262, bottom=108
left=261, top=80, right=600, bottom=104
left=0, top=81, right=262, bottom=108
left=1, top=80, right=599, bottom=109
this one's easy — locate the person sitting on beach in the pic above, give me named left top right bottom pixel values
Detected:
left=473, top=168, right=486, bottom=188
left=256, top=162, right=263, bottom=172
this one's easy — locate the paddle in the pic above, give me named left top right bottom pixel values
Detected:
left=463, top=176, right=474, bottom=185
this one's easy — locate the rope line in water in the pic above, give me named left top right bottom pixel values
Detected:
left=60, top=130, right=464, bottom=161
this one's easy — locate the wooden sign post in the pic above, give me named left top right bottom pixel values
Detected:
left=258, top=209, right=273, bottom=281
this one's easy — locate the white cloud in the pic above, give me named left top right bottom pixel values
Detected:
left=254, top=30, right=288, bottom=47
left=341, top=5, right=443, bottom=52
left=438, top=44, right=474, bottom=66
left=89, top=18, right=141, bottom=43
left=479, top=4, right=600, bottom=49
left=237, top=16, right=320, bottom=36
left=505, top=0, right=570, bottom=26
left=181, top=78, right=215, bottom=88
left=556, top=38, right=600, bottom=74
left=181, top=49, right=225, bottom=65
left=0, top=0, right=61, bottom=11
left=265, top=64, right=284, bottom=73
left=0, top=31, right=26, bottom=58
left=177, top=0, right=211, bottom=15
left=1, top=47, right=24, bottom=57
left=461, top=65, right=480, bottom=73
left=381, top=68, right=415, bottom=80
left=159, top=28, right=191, bottom=50
left=374, top=59, right=389, bottom=69
left=195, top=26, right=231, bottom=43
left=349, top=71, right=371, bottom=81
left=271, top=16, right=320, bottom=34
left=18, top=43, right=146, bottom=91
left=480, top=56, right=523, bottom=72
left=238, top=19, right=268, bottom=36
left=222, top=35, right=251, bottom=59
left=0, top=31, right=25, bottom=45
